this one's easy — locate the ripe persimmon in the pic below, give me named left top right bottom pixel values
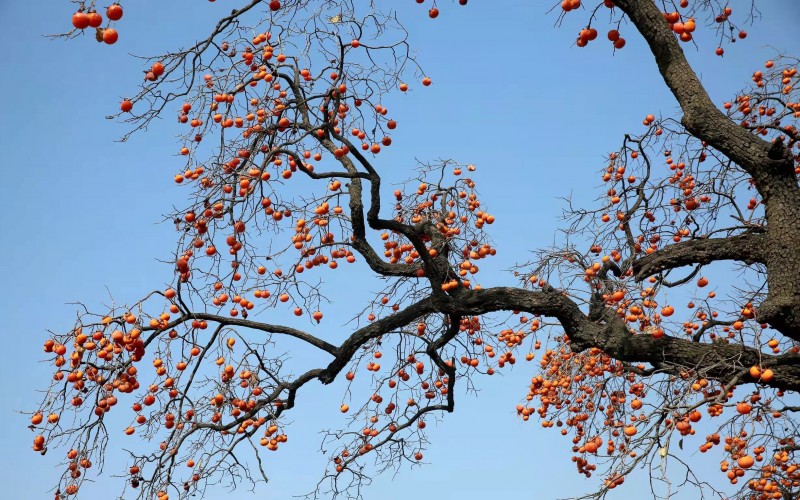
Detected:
left=103, top=29, right=119, bottom=45
left=33, top=435, right=45, bottom=450
left=107, top=4, right=123, bottom=21
left=87, top=11, right=103, bottom=28
left=72, top=12, right=90, bottom=30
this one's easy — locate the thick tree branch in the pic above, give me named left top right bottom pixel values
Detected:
left=439, top=287, right=800, bottom=393
left=351, top=238, right=423, bottom=277
left=631, top=233, right=767, bottom=281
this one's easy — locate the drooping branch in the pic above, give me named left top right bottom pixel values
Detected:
left=144, top=311, right=339, bottom=355
left=631, top=232, right=767, bottom=281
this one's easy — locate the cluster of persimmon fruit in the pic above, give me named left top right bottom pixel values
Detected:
left=723, top=61, right=800, bottom=176
left=564, top=0, right=748, bottom=56
left=70, top=3, right=123, bottom=44
left=32, top=290, right=302, bottom=497
left=333, top=351, right=453, bottom=461
left=517, top=343, right=640, bottom=475
left=146, top=26, right=436, bottom=171
left=514, top=330, right=799, bottom=495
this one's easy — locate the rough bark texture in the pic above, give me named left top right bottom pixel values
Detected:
left=631, top=232, right=767, bottom=280
left=448, top=287, right=800, bottom=393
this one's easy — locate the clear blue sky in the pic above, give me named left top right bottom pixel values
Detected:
left=1, top=1, right=798, bottom=499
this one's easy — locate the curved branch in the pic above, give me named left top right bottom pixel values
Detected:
left=142, top=312, right=338, bottom=355
left=319, top=295, right=440, bottom=383
left=631, top=232, right=767, bottom=281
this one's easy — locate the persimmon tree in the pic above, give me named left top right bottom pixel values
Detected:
left=33, top=1, right=800, bottom=499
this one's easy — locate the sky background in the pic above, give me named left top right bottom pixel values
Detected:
left=1, top=1, right=799, bottom=499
